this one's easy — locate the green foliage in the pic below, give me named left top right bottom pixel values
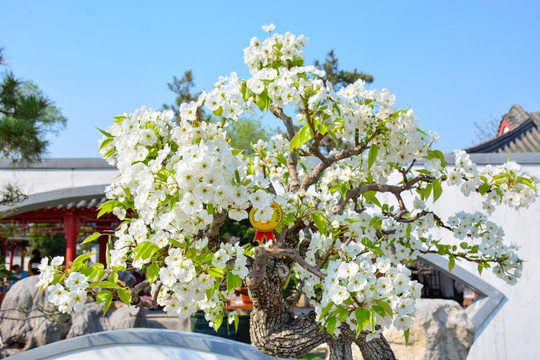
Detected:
left=228, top=117, right=272, bottom=154
left=162, top=70, right=200, bottom=119
left=314, top=50, right=373, bottom=90
left=0, top=48, right=66, bottom=164
left=29, top=224, right=66, bottom=259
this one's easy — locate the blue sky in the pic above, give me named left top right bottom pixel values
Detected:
left=1, top=0, right=539, bottom=158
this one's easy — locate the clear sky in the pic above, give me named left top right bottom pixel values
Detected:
left=1, top=0, right=539, bottom=158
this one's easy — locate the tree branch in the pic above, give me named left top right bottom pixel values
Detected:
left=301, top=131, right=380, bottom=191
left=270, top=104, right=300, bottom=192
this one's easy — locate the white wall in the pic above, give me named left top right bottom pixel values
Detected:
left=428, top=163, right=540, bottom=360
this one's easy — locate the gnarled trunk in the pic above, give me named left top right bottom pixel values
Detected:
left=246, top=249, right=396, bottom=360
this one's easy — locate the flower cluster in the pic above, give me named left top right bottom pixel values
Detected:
left=448, top=150, right=537, bottom=213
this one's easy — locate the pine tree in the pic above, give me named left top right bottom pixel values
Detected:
left=0, top=48, right=66, bottom=165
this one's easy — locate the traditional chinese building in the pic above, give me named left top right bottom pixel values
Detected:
left=466, top=104, right=540, bottom=153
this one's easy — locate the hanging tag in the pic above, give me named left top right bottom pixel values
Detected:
left=249, top=202, right=283, bottom=244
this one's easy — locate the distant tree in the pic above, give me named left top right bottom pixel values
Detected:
left=314, top=50, right=373, bottom=90
left=472, top=115, right=499, bottom=144
left=227, top=117, right=272, bottom=155
left=0, top=48, right=67, bottom=165
left=163, top=70, right=271, bottom=153
left=28, top=224, right=66, bottom=259
left=162, top=70, right=203, bottom=120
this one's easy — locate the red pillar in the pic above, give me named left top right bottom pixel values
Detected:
left=98, top=235, right=108, bottom=265
left=64, top=212, right=80, bottom=267
left=9, top=248, right=13, bottom=270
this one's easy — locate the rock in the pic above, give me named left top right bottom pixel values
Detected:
left=0, top=276, right=147, bottom=357
left=0, top=276, right=71, bottom=357
left=382, top=298, right=475, bottom=360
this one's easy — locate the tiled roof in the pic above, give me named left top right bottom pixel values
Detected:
left=466, top=105, right=540, bottom=153
left=48, top=197, right=107, bottom=211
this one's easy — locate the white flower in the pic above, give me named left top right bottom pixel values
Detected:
left=66, top=272, right=89, bottom=292
left=337, top=262, right=359, bottom=279
left=68, top=290, right=87, bottom=312
left=262, top=23, right=275, bottom=32
left=51, top=256, right=65, bottom=267
left=329, top=284, right=349, bottom=305
left=249, top=189, right=273, bottom=209
left=376, top=277, right=393, bottom=296
left=47, top=284, right=68, bottom=306
left=212, top=249, right=229, bottom=269
left=393, top=273, right=411, bottom=293
left=394, top=315, right=413, bottom=331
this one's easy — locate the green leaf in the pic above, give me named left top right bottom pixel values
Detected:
left=432, top=179, right=443, bottom=202
left=339, top=183, right=349, bottom=199
left=368, top=144, right=378, bottom=169
left=207, top=203, right=215, bottom=216
left=147, top=263, right=160, bottom=284
left=320, top=301, right=334, bottom=320
left=106, top=237, right=112, bottom=267
left=289, top=125, right=314, bottom=152
left=338, top=308, right=349, bottom=322
left=276, top=154, right=287, bottom=166
left=424, top=183, right=432, bottom=200
left=109, top=272, right=118, bottom=284
left=168, top=238, right=183, bottom=248
left=369, top=308, right=376, bottom=333
left=51, top=273, right=65, bottom=286
left=227, top=272, right=242, bottom=292
left=460, top=242, right=469, bottom=250
left=73, top=252, right=96, bottom=265
left=329, top=184, right=341, bottom=195
left=375, top=300, right=393, bottom=317
left=96, top=290, right=113, bottom=315
left=370, top=246, right=385, bottom=256
left=404, top=328, right=410, bottom=346
left=518, top=178, right=538, bottom=190
left=326, top=316, right=337, bottom=336
left=478, top=183, right=491, bottom=195
left=99, top=138, right=113, bottom=150
left=97, top=128, right=113, bottom=138
left=355, top=307, right=370, bottom=337
left=214, top=314, right=223, bottom=330
left=208, top=267, right=225, bottom=278
left=448, top=256, right=456, bottom=272
left=371, top=305, right=386, bottom=318
left=234, top=315, right=240, bottom=332
left=311, top=212, right=328, bottom=237
left=133, top=241, right=159, bottom=262
left=255, top=91, right=270, bottom=112
left=363, top=191, right=381, bottom=208
left=95, top=269, right=106, bottom=282
left=90, top=281, right=122, bottom=289
left=117, top=288, right=131, bottom=305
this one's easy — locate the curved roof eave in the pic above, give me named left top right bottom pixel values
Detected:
left=0, top=184, right=109, bottom=218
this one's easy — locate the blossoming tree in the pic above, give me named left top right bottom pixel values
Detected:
left=38, top=25, right=537, bottom=360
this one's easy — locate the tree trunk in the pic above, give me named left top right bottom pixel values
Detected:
left=328, top=337, right=353, bottom=360
left=246, top=250, right=396, bottom=360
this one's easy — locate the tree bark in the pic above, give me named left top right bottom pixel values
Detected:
left=246, top=251, right=396, bottom=360
left=328, top=336, right=353, bottom=360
